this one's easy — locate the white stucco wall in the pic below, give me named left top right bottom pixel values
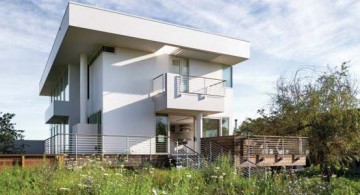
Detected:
left=102, top=48, right=169, bottom=137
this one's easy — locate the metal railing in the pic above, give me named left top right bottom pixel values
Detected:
left=179, top=75, right=226, bottom=96
left=169, top=138, right=208, bottom=169
left=242, top=135, right=309, bottom=157
left=152, top=74, right=166, bottom=95
left=151, top=73, right=226, bottom=96
left=201, top=138, right=233, bottom=163
left=44, top=133, right=171, bottom=156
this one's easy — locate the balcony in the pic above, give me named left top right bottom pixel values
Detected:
left=45, top=100, right=70, bottom=124
left=152, top=73, right=225, bottom=114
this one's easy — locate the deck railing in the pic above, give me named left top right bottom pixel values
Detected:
left=242, top=135, right=309, bottom=156
left=44, top=133, right=166, bottom=155
left=151, top=73, right=226, bottom=96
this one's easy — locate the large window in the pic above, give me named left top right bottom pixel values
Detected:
left=203, top=118, right=230, bottom=137
left=50, top=69, right=69, bottom=102
left=222, top=65, right=233, bottom=88
left=203, top=118, right=220, bottom=137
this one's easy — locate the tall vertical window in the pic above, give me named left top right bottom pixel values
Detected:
left=50, top=69, right=69, bottom=102
left=172, top=58, right=189, bottom=92
left=203, top=118, right=220, bottom=137
left=156, top=115, right=168, bottom=153
left=221, top=118, right=229, bottom=136
left=222, top=65, right=233, bottom=88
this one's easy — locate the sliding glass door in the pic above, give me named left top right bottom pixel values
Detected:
left=156, top=115, right=168, bottom=153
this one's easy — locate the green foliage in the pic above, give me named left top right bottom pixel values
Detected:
left=0, top=160, right=359, bottom=194
left=239, top=63, right=360, bottom=181
left=0, top=112, right=24, bottom=154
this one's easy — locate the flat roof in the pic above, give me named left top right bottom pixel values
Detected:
left=39, top=2, right=250, bottom=95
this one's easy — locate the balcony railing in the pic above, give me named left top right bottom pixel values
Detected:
left=152, top=73, right=226, bottom=96
left=45, top=133, right=158, bottom=155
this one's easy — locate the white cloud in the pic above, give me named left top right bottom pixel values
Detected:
left=1, top=0, right=360, bottom=138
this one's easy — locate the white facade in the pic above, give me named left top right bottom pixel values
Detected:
left=41, top=2, right=249, bottom=154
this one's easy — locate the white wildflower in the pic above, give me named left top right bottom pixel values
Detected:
left=59, top=187, right=70, bottom=191
left=152, top=188, right=158, bottom=195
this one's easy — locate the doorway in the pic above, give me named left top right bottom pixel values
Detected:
left=169, top=115, right=195, bottom=151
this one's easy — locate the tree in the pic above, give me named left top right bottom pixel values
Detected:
left=239, top=63, right=360, bottom=181
left=0, top=112, right=24, bottom=154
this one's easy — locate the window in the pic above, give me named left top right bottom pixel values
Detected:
left=50, top=69, right=69, bottom=102
left=172, top=58, right=189, bottom=92
left=203, top=118, right=220, bottom=137
left=156, top=115, right=168, bottom=153
left=222, top=65, right=232, bottom=88
left=221, top=118, right=229, bottom=136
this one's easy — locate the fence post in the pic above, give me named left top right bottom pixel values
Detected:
left=150, top=137, right=152, bottom=161
left=102, top=135, right=104, bottom=155
left=75, top=134, right=78, bottom=161
left=209, top=141, right=212, bottom=161
left=176, top=141, right=179, bottom=167
left=282, top=137, right=285, bottom=159
left=126, top=137, right=129, bottom=155
left=21, top=155, right=25, bottom=168
left=186, top=147, right=189, bottom=167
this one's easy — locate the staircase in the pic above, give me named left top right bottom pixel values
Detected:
left=168, top=138, right=208, bottom=169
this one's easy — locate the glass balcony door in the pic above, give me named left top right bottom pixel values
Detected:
left=172, top=58, right=189, bottom=92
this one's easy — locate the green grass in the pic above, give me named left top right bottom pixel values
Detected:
left=0, top=157, right=359, bottom=195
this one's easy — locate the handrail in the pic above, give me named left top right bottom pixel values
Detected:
left=152, top=73, right=164, bottom=80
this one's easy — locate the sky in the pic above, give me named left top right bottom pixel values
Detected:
left=1, top=0, right=360, bottom=139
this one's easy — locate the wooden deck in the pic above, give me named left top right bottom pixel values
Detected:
left=202, top=135, right=309, bottom=168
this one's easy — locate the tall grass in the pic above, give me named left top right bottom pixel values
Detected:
left=0, top=156, right=359, bottom=194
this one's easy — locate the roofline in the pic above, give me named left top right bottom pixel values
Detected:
left=39, top=3, right=69, bottom=87
left=68, top=1, right=249, bottom=43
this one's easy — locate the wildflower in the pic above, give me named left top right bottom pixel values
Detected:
left=186, top=174, right=192, bottom=178
left=215, top=167, right=220, bottom=170
left=194, top=186, right=199, bottom=190
left=59, top=187, right=70, bottom=191
left=78, top=184, right=89, bottom=188
left=104, top=173, right=109, bottom=176
left=211, top=175, right=217, bottom=179
left=152, top=188, right=158, bottom=195
left=222, top=172, right=226, bottom=176
left=219, top=175, right=224, bottom=180
left=120, top=164, right=124, bottom=168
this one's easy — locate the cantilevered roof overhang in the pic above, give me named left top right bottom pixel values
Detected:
left=39, top=2, right=250, bottom=96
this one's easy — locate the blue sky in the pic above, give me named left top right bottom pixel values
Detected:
left=1, top=0, right=360, bottom=139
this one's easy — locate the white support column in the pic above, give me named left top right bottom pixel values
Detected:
left=80, top=54, right=88, bottom=124
left=196, top=112, right=203, bottom=153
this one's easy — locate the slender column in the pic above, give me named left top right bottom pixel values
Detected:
left=80, top=54, right=88, bottom=124
left=196, top=112, right=203, bottom=153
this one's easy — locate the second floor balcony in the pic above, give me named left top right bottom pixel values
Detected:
left=152, top=73, right=226, bottom=114
left=45, top=100, right=70, bottom=124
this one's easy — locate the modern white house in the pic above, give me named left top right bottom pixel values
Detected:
left=41, top=2, right=250, bottom=158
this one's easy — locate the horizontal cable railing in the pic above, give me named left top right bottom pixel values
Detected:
left=179, top=75, right=226, bottom=96
left=242, top=136, right=309, bottom=156
left=152, top=74, right=165, bottom=94
left=44, top=134, right=171, bottom=155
